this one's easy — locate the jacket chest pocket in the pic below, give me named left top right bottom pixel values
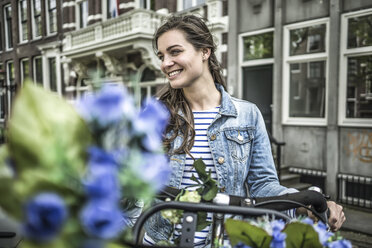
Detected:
left=224, top=129, right=253, bottom=162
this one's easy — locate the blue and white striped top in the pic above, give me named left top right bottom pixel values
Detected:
left=143, top=107, right=220, bottom=247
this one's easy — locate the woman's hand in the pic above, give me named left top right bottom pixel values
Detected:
left=327, top=201, right=346, bottom=232
left=296, top=201, right=346, bottom=232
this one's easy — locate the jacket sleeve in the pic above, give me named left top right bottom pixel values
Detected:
left=246, top=105, right=297, bottom=198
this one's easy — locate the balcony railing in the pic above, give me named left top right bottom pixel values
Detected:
left=63, top=9, right=167, bottom=52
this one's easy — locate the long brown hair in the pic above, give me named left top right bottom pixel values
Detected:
left=153, top=15, right=226, bottom=155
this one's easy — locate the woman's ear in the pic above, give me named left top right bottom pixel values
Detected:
left=202, top=48, right=211, bottom=61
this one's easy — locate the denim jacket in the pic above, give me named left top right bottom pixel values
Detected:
left=144, top=84, right=296, bottom=242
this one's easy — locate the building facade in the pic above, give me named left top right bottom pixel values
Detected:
left=0, top=0, right=228, bottom=140
left=228, top=0, right=372, bottom=209
left=60, top=0, right=228, bottom=103
left=0, top=0, right=63, bottom=128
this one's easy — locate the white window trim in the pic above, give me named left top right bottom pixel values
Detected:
left=282, top=18, right=329, bottom=126
left=18, top=0, right=29, bottom=43
left=45, top=0, right=57, bottom=36
left=238, top=28, right=275, bottom=100
left=177, top=0, right=205, bottom=11
left=0, top=62, right=4, bottom=122
left=20, top=58, right=29, bottom=86
left=31, top=0, right=42, bottom=39
left=33, top=56, right=43, bottom=85
left=76, top=0, right=88, bottom=30
left=4, top=4, right=13, bottom=51
left=338, top=9, right=372, bottom=127
left=5, top=60, right=14, bottom=118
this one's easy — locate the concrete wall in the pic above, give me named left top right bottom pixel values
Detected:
left=343, top=0, right=372, bottom=12
left=283, top=126, right=326, bottom=171
left=237, top=0, right=274, bottom=33
left=284, top=0, right=329, bottom=24
left=340, top=128, right=372, bottom=177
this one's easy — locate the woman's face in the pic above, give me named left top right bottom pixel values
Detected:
left=157, top=29, right=206, bottom=89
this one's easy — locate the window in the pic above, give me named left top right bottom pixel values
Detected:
left=0, top=63, right=5, bottom=120
left=46, top=0, right=57, bottom=34
left=6, top=60, right=15, bottom=115
left=180, top=0, right=205, bottom=10
left=283, top=19, right=329, bottom=125
left=140, top=0, right=154, bottom=10
left=19, top=0, right=28, bottom=42
left=4, top=5, right=13, bottom=50
left=32, top=0, right=42, bottom=38
left=20, top=59, right=30, bottom=85
left=339, top=10, right=372, bottom=126
left=242, top=31, right=274, bottom=61
left=33, top=56, right=43, bottom=85
left=107, top=0, right=118, bottom=19
left=49, top=57, right=57, bottom=91
left=79, top=0, right=89, bottom=28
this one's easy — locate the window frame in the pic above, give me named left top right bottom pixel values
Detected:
left=33, top=56, right=43, bottom=85
left=0, top=62, right=4, bottom=121
left=20, top=58, right=30, bottom=85
left=31, top=0, right=43, bottom=39
left=238, top=28, right=275, bottom=99
left=177, top=0, right=205, bottom=11
left=18, top=0, right=29, bottom=43
left=76, top=0, right=89, bottom=29
left=4, top=4, right=13, bottom=50
left=46, top=0, right=57, bottom=35
left=282, top=18, right=330, bottom=126
left=5, top=60, right=14, bottom=118
left=338, top=9, right=372, bottom=127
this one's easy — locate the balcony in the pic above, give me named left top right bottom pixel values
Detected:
left=63, top=9, right=167, bottom=55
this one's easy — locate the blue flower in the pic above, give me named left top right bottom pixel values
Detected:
left=80, top=200, right=125, bottom=239
left=84, top=147, right=120, bottom=200
left=270, top=219, right=286, bottom=248
left=271, top=219, right=285, bottom=233
left=327, top=239, right=352, bottom=248
left=234, top=242, right=252, bottom=248
left=133, top=98, right=169, bottom=151
left=87, top=146, right=118, bottom=169
left=23, top=193, right=68, bottom=242
left=76, top=84, right=135, bottom=128
left=140, top=153, right=171, bottom=192
left=313, top=221, right=334, bottom=246
left=301, top=217, right=314, bottom=226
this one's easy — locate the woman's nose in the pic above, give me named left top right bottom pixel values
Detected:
left=162, top=56, right=174, bottom=68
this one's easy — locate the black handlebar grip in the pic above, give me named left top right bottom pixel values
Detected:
left=254, top=190, right=328, bottom=213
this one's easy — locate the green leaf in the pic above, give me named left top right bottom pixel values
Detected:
left=283, top=222, right=322, bottom=248
left=3, top=82, right=92, bottom=218
left=190, top=174, right=201, bottom=184
left=8, top=82, right=92, bottom=175
left=225, top=219, right=272, bottom=248
left=196, top=211, right=210, bottom=231
left=193, top=158, right=208, bottom=181
left=201, top=183, right=218, bottom=201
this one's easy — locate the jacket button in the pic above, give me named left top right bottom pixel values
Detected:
left=210, top=134, right=216, bottom=141
left=218, top=157, right=224, bottom=164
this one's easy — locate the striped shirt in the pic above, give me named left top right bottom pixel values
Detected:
left=143, top=106, right=296, bottom=246
left=144, top=107, right=219, bottom=247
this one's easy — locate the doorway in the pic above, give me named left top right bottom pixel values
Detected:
left=242, top=64, right=273, bottom=134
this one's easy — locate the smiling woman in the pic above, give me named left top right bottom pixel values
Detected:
left=144, top=14, right=346, bottom=247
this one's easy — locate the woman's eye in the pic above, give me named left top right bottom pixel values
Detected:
left=171, top=50, right=181, bottom=55
left=158, top=55, right=164, bottom=61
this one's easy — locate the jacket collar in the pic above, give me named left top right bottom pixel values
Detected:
left=216, top=83, right=238, bottom=117
left=176, top=83, right=237, bottom=117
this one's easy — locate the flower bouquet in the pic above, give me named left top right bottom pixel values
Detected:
left=0, top=81, right=171, bottom=248
left=225, top=217, right=352, bottom=248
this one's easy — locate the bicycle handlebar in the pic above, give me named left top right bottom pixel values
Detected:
left=159, top=187, right=328, bottom=222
